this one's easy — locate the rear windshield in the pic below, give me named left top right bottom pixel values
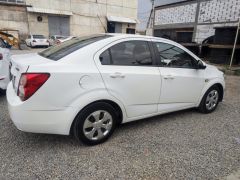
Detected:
left=38, top=35, right=111, bottom=61
left=33, top=35, right=45, bottom=39
left=56, top=36, right=65, bottom=39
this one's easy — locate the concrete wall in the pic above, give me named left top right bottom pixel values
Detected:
left=27, top=13, right=49, bottom=36
left=25, top=0, right=138, bottom=36
left=0, top=3, right=28, bottom=38
left=154, top=0, right=240, bottom=43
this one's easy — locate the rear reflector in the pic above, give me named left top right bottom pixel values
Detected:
left=18, top=73, right=50, bottom=101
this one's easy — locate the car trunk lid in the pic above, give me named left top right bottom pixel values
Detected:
left=11, top=53, right=51, bottom=93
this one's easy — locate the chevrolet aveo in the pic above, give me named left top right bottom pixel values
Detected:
left=7, top=34, right=225, bottom=145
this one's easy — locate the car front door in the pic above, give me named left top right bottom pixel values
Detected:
left=94, top=38, right=161, bottom=118
left=152, top=41, right=206, bottom=112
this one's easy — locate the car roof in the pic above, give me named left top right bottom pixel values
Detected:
left=102, top=33, right=179, bottom=46
left=105, top=33, right=154, bottom=39
left=97, top=33, right=200, bottom=60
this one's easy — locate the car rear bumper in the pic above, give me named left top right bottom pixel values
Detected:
left=7, top=83, right=73, bottom=135
left=31, top=42, right=49, bottom=47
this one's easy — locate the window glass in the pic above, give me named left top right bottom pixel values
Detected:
left=100, top=41, right=153, bottom=66
left=33, top=35, right=46, bottom=39
left=154, top=42, right=196, bottom=68
left=99, top=49, right=111, bottom=65
left=39, top=35, right=111, bottom=61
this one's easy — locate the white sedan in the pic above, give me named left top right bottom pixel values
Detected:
left=7, top=34, right=225, bottom=145
left=0, top=39, right=11, bottom=93
left=25, top=35, right=49, bottom=48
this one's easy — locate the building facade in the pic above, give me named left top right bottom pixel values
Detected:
left=0, top=0, right=138, bottom=39
left=154, top=0, right=240, bottom=43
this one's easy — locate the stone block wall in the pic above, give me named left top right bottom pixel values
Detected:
left=154, top=0, right=240, bottom=43
left=0, top=4, right=28, bottom=39
left=155, top=3, right=197, bottom=25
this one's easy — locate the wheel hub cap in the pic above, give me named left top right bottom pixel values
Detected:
left=206, top=90, right=219, bottom=111
left=83, top=110, right=113, bottom=141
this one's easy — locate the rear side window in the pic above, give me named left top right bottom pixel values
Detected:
left=33, top=35, right=45, bottom=39
left=39, top=35, right=111, bottom=61
left=100, top=40, right=153, bottom=66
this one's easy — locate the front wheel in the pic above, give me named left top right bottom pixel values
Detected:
left=73, top=102, right=117, bottom=145
left=198, top=86, right=220, bottom=113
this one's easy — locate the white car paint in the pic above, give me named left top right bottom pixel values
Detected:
left=25, top=35, right=49, bottom=47
left=7, top=34, right=225, bottom=135
left=0, top=46, right=11, bottom=91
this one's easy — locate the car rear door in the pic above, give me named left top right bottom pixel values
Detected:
left=94, top=38, right=161, bottom=118
left=152, top=40, right=205, bottom=111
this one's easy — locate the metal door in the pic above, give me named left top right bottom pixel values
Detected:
left=48, top=16, right=70, bottom=36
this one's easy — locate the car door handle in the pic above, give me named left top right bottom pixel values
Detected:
left=163, top=75, right=175, bottom=80
left=110, top=72, right=125, bottom=78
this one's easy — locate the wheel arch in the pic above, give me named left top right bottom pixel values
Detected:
left=198, top=80, right=225, bottom=106
left=214, top=83, right=224, bottom=102
left=69, top=99, right=124, bottom=136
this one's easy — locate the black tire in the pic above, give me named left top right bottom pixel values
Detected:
left=198, top=85, right=220, bottom=113
left=0, top=88, right=6, bottom=95
left=73, top=102, right=117, bottom=145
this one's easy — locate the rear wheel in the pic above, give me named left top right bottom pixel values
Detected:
left=73, top=102, right=117, bottom=145
left=198, top=85, right=220, bottom=113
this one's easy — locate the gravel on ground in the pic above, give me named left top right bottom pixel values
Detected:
left=0, top=75, right=240, bottom=180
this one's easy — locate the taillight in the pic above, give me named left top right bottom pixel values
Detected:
left=32, top=39, right=36, bottom=42
left=17, top=73, right=50, bottom=101
left=56, top=40, right=61, bottom=44
left=0, top=53, right=3, bottom=60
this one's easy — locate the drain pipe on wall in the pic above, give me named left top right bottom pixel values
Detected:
left=229, top=19, right=240, bottom=70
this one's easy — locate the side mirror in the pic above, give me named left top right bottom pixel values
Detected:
left=196, top=60, right=206, bottom=69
